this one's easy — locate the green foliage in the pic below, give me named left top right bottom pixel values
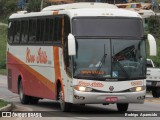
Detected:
left=147, top=16, right=160, bottom=67
left=0, top=0, right=18, bottom=15
left=0, top=69, right=7, bottom=75
left=27, top=0, right=50, bottom=12
left=147, top=16, right=160, bottom=39
left=27, top=0, right=41, bottom=12
left=0, top=0, right=19, bottom=23
left=0, top=26, right=7, bottom=69
left=0, top=99, right=8, bottom=108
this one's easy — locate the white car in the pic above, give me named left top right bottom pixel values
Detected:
left=146, top=59, right=160, bottom=98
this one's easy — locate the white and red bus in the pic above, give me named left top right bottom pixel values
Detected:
left=7, top=3, right=156, bottom=112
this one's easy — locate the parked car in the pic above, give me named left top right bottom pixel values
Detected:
left=146, top=59, right=160, bottom=98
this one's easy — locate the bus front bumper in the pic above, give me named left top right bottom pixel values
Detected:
left=73, top=90, right=145, bottom=104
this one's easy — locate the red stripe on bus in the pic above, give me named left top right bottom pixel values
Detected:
left=7, top=52, right=56, bottom=99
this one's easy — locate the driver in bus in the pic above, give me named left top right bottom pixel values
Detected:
left=89, top=58, right=101, bottom=67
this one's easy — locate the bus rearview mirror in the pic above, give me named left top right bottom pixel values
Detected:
left=68, top=33, right=76, bottom=56
left=147, top=34, right=157, bottom=56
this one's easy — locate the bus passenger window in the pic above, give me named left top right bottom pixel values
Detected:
left=21, top=20, right=29, bottom=43
left=8, top=21, right=14, bottom=44
left=54, top=17, right=62, bottom=42
left=14, top=21, right=21, bottom=44
left=29, top=19, right=36, bottom=43
left=40, top=19, right=45, bottom=43
left=49, top=18, right=54, bottom=42
left=36, top=19, right=44, bottom=43
left=57, top=17, right=62, bottom=42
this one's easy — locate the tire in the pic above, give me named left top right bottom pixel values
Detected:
left=152, top=88, right=160, bottom=98
left=18, top=80, right=30, bottom=104
left=29, top=97, right=39, bottom=104
left=58, top=86, right=72, bottom=112
left=117, top=103, right=129, bottom=112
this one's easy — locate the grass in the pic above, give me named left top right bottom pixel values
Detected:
left=147, top=39, right=160, bottom=67
left=0, top=69, right=7, bottom=75
left=0, top=99, right=8, bottom=108
left=0, top=25, right=7, bottom=70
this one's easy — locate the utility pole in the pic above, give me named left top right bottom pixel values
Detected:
left=18, top=0, right=25, bottom=9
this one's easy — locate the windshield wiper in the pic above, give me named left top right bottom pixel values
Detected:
left=92, top=53, right=107, bottom=79
left=112, top=57, right=130, bottom=79
left=92, top=44, right=108, bottom=79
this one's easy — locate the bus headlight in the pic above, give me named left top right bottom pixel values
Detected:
left=136, top=87, right=143, bottom=92
left=74, top=85, right=93, bottom=92
left=130, top=86, right=145, bottom=92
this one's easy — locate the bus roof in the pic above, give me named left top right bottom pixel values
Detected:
left=9, top=2, right=141, bottom=19
left=42, top=2, right=118, bottom=11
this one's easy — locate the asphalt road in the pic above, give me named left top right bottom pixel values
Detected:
left=0, top=75, right=160, bottom=120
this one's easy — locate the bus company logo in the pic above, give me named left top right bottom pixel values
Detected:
left=109, top=86, right=114, bottom=91
left=78, top=81, right=104, bottom=87
left=26, top=47, right=48, bottom=64
left=131, top=81, right=143, bottom=86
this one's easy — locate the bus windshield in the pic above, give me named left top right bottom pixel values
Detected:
left=73, top=39, right=146, bottom=80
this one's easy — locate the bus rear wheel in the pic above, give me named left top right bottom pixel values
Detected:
left=58, top=86, right=72, bottom=112
left=117, top=103, right=129, bottom=112
left=18, top=81, right=30, bottom=104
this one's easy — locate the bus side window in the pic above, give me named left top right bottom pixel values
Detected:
left=36, top=18, right=45, bottom=43
left=54, top=17, right=62, bottom=42
left=8, top=21, right=14, bottom=44
left=28, top=19, right=36, bottom=43
left=21, top=20, right=29, bottom=44
left=49, top=18, right=54, bottom=43
left=40, top=19, right=45, bottom=43
left=43, top=18, right=52, bottom=43
left=13, top=21, right=21, bottom=44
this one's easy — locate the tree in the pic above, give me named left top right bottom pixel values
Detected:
left=148, top=16, right=160, bottom=39
left=27, top=0, right=50, bottom=12
left=0, top=0, right=18, bottom=15
left=27, top=0, right=41, bottom=12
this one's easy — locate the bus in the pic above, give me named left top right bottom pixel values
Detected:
left=7, top=2, right=157, bottom=112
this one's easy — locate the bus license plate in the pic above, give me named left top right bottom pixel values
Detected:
left=105, top=97, right=118, bottom=102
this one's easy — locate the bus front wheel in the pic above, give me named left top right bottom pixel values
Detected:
left=152, top=88, right=160, bottom=98
left=58, top=86, right=72, bottom=112
left=18, top=80, right=30, bottom=104
left=117, top=103, right=129, bottom=112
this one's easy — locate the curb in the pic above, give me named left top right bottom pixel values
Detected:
left=0, top=104, right=12, bottom=111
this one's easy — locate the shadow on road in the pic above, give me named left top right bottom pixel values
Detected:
left=24, top=100, right=126, bottom=117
